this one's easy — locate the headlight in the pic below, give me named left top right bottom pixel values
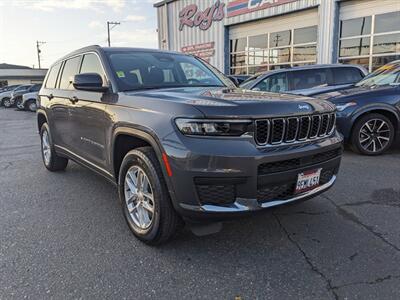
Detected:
left=335, top=101, right=357, bottom=112
left=175, top=118, right=252, bottom=136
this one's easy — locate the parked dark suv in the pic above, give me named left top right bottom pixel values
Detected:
left=37, top=46, right=343, bottom=245
left=240, top=64, right=368, bottom=96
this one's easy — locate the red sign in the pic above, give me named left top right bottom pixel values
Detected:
left=181, top=42, right=215, bottom=62
left=179, top=0, right=225, bottom=31
left=227, top=0, right=297, bottom=18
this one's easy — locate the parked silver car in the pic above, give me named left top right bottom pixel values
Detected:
left=0, top=85, right=23, bottom=107
left=18, top=91, right=38, bottom=112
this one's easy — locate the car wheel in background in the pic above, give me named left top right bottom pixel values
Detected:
left=15, top=98, right=24, bottom=110
left=118, top=147, right=182, bottom=245
left=40, top=123, right=68, bottom=171
left=350, top=113, right=395, bottom=155
left=3, top=97, right=11, bottom=108
left=26, top=100, right=37, bottom=112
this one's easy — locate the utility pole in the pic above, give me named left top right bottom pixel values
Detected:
left=107, top=21, right=121, bottom=47
left=36, top=41, right=46, bottom=69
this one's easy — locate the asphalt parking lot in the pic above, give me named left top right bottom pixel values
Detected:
left=1, top=108, right=399, bottom=299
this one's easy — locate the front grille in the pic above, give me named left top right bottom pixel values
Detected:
left=255, top=113, right=336, bottom=146
left=257, top=168, right=336, bottom=203
left=258, top=148, right=342, bottom=175
left=196, top=184, right=236, bottom=206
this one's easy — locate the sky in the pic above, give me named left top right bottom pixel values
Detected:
left=0, top=0, right=159, bottom=69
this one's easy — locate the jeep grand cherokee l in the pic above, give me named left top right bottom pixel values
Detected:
left=37, top=46, right=343, bottom=245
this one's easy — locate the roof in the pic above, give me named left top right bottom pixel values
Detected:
left=0, top=63, right=31, bottom=70
left=53, top=45, right=182, bottom=66
left=153, top=0, right=177, bottom=8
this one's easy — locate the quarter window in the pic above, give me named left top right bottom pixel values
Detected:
left=45, top=62, right=62, bottom=89
left=59, top=56, right=81, bottom=90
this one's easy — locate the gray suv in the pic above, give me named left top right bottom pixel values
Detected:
left=37, top=46, right=343, bottom=245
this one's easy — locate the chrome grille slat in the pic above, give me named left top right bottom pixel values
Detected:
left=255, top=113, right=336, bottom=146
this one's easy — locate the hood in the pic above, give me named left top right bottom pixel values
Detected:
left=22, top=91, right=38, bottom=100
left=316, top=85, right=395, bottom=102
left=125, top=87, right=335, bottom=118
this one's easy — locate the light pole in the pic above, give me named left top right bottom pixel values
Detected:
left=107, top=21, right=121, bottom=47
left=36, top=41, right=46, bottom=69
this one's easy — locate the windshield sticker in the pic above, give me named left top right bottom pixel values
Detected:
left=116, top=71, right=125, bottom=78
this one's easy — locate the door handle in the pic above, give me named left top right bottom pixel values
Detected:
left=47, top=94, right=54, bottom=100
left=69, top=96, right=79, bottom=104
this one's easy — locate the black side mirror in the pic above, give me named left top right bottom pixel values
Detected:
left=73, top=73, right=109, bottom=93
left=227, top=76, right=240, bottom=87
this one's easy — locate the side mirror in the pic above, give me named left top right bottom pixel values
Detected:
left=227, top=76, right=240, bottom=87
left=73, top=73, right=109, bottom=93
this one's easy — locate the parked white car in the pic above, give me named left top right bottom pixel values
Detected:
left=20, top=91, right=38, bottom=112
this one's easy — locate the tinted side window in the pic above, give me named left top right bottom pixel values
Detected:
left=80, top=53, right=105, bottom=78
left=332, top=67, right=364, bottom=85
left=254, top=73, right=288, bottom=93
left=45, top=63, right=62, bottom=89
left=59, top=56, right=81, bottom=90
left=291, top=69, right=329, bottom=90
left=31, top=84, right=42, bottom=92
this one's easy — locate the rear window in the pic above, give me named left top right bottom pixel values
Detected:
left=290, top=69, right=329, bottom=90
left=59, top=56, right=81, bottom=90
left=332, top=67, right=364, bottom=85
left=45, top=63, right=62, bottom=89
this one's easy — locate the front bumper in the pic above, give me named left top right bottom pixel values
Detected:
left=163, top=130, right=343, bottom=220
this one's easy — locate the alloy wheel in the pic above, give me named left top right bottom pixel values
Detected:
left=359, top=119, right=391, bottom=153
left=42, top=130, right=51, bottom=165
left=124, top=166, right=155, bottom=229
left=28, top=102, right=37, bottom=112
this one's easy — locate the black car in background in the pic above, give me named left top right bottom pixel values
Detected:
left=240, top=64, right=368, bottom=96
left=317, top=61, right=400, bottom=155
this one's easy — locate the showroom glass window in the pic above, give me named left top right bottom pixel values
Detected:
left=230, top=25, right=317, bottom=75
left=339, top=11, right=400, bottom=72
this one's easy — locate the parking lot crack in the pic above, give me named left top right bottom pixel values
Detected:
left=273, top=213, right=339, bottom=300
left=322, top=195, right=400, bottom=253
left=332, top=274, right=400, bottom=290
left=275, top=211, right=330, bottom=216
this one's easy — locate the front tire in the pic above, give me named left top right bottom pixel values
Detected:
left=40, top=123, right=68, bottom=171
left=118, top=147, right=182, bottom=245
left=26, top=100, right=37, bottom=112
left=350, top=113, right=395, bottom=155
left=15, top=98, right=24, bottom=110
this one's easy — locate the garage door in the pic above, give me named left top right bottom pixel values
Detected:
left=338, top=0, right=400, bottom=71
left=228, top=9, right=319, bottom=75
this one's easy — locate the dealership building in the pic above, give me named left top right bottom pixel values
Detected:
left=154, top=0, right=400, bottom=75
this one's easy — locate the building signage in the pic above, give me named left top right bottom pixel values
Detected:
left=227, top=0, right=297, bottom=18
left=179, top=0, right=225, bottom=31
left=181, top=42, right=215, bottom=62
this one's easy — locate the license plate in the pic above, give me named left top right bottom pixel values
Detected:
left=295, top=168, right=322, bottom=194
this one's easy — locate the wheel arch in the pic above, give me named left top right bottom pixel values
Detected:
left=111, top=126, right=169, bottom=184
left=37, top=110, right=48, bottom=133
left=350, top=105, right=400, bottom=137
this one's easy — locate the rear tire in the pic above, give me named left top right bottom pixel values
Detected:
left=15, top=98, right=24, bottom=110
left=118, top=147, right=182, bottom=245
left=40, top=123, right=68, bottom=171
left=350, top=113, right=394, bottom=155
left=3, top=97, right=11, bottom=108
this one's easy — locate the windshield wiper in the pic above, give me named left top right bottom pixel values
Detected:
left=123, top=84, right=224, bottom=92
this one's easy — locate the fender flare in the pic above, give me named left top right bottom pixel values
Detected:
left=36, top=108, right=49, bottom=133
left=111, top=125, right=178, bottom=205
left=350, top=103, right=400, bottom=127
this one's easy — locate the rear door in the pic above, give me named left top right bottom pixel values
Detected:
left=50, top=56, right=82, bottom=149
left=67, top=53, right=110, bottom=171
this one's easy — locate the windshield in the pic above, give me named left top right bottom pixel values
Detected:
left=356, top=63, right=400, bottom=87
left=107, top=51, right=228, bottom=92
left=239, top=74, right=262, bottom=89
